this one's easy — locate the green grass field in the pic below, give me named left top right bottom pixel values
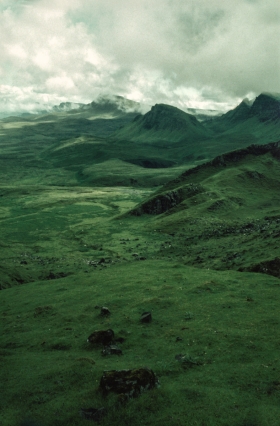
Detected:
left=0, top=97, right=280, bottom=425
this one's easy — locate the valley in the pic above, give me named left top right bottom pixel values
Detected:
left=0, top=93, right=280, bottom=426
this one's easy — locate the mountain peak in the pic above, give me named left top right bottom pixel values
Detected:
left=114, top=102, right=208, bottom=142
left=250, top=93, right=280, bottom=122
left=141, top=103, right=200, bottom=131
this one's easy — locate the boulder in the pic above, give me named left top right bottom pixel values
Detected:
left=99, top=368, right=158, bottom=398
left=100, top=306, right=110, bottom=316
left=140, top=312, right=152, bottom=323
left=87, top=329, right=114, bottom=346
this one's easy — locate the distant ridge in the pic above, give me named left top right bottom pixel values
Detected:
left=205, top=92, right=280, bottom=132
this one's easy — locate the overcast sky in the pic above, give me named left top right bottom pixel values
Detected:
left=1, top=0, right=279, bottom=114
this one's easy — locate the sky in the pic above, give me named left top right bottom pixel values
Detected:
left=1, top=0, right=280, bottom=114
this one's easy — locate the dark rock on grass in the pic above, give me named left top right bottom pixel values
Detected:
left=140, top=312, right=152, bottom=323
left=240, top=257, right=280, bottom=278
left=99, top=368, right=159, bottom=398
left=87, top=329, right=114, bottom=345
left=100, top=306, right=110, bottom=316
left=102, top=345, right=122, bottom=356
left=80, top=407, right=106, bottom=422
left=46, top=271, right=68, bottom=280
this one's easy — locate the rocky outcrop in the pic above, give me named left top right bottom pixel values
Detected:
left=130, top=189, right=183, bottom=216
left=240, top=257, right=280, bottom=278
left=179, top=142, right=280, bottom=177
left=99, top=368, right=159, bottom=398
left=87, top=329, right=115, bottom=346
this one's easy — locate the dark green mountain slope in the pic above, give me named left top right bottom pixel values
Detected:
left=205, top=92, right=280, bottom=138
left=114, top=103, right=209, bottom=142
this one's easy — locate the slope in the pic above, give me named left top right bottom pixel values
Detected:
left=128, top=142, right=280, bottom=276
left=114, top=103, right=210, bottom=143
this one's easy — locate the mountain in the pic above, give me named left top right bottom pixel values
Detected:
left=1, top=92, right=279, bottom=189
left=114, top=103, right=209, bottom=143
left=0, top=95, right=150, bottom=121
left=52, top=101, right=84, bottom=112
left=249, top=92, right=280, bottom=122
left=205, top=92, right=280, bottom=132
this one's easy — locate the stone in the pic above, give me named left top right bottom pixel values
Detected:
left=87, top=329, right=114, bottom=346
left=80, top=407, right=106, bottom=422
left=99, top=368, right=158, bottom=398
left=102, top=345, right=122, bottom=356
left=140, top=312, right=152, bottom=323
left=100, top=306, right=110, bottom=316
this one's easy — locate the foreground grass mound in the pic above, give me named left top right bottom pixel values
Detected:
left=1, top=261, right=280, bottom=426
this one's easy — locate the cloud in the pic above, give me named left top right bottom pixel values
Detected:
left=0, top=0, right=279, bottom=114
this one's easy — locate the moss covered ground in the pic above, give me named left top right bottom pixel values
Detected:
left=0, top=108, right=280, bottom=425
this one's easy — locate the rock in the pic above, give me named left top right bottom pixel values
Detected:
left=46, top=271, right=67, bottom=280
left=131, top=189, right=183, bottom=216
left=140, top=312, right=152, bottom=323
left=102, top=345, right=122, bottom=356
left=100, top=306, right=110, bottom=316
left=87, top=329, right=114, bottom=345
left=99, top=368, right=158, bottom=398
left=80, top=407, right=106, bottom=422
left=240, top=257, right=280, bottom=278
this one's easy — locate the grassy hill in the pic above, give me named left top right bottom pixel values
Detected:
left=0, top=95, right=280, bottom=426
left=128, top=142, right=280, bottom=275
left=114, top=103, right=209, bottom=142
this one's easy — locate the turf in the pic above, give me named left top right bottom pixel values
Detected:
left=0, top=96, right=280, bottom=425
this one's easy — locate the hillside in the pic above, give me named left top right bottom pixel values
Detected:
left=0, top=93, right=279, bottom=189
left=204, top=92, right=280, bottom=139
left=0, top=95, right=280, bottom=426
left=129, top=142, right=280, bottom=276
left=114, top=103, right=209, bottom=142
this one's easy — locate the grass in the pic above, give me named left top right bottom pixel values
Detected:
left=0, top=100, right=280, bottom=425
left=1, top=261, right=280, bottom=426
left=0, top=176, right=280, bottom=425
